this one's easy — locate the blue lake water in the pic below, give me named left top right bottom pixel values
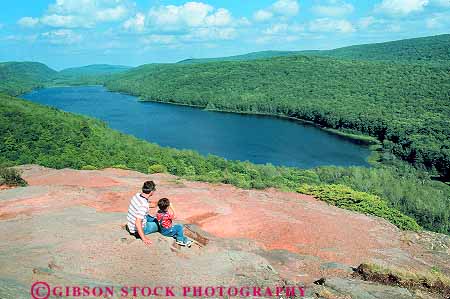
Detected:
left=22, top=86, right=371, bottom=168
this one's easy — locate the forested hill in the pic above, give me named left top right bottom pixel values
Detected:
left=105, top=55, right=450, bottom=179
left=305, top=34, right=450, bottom=64
left=0, top=62, right=132, bottom=91
left=58, top=64, right=132, bottom=76
left=51, top=64, right=133, bottom=86
left=178, top=51, right=301, bottom=64
left=0, top=62, right=57, bottom=96
left=177, top=34, right=450, bottom=65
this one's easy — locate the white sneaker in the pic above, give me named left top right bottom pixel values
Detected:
left=176, top=240, right=186, bottom=246
left=176, top=239, right=193, bottom=247
left=185, top=239, right=193, bottom=248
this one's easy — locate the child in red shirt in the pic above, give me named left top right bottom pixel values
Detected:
left=156, top=198, right=192, bottom=247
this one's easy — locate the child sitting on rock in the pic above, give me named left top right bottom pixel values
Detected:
left=156, top=198, right=193, bottom=247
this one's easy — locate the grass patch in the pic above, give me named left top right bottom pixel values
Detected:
left=81, top=165, right=97, bottom=170
left=0, top=167, right=27, bottom=187
left=354, top=263, right=450, bottom=298
left=297, top=184, right=421, bottom=231
left=110, top=164, right=129, bottom=170
left=148, top=164, right=168, bottom=174
left=323, top=128, right=379, bottom=145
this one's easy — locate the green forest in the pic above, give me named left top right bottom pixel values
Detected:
left=0, top=62, right=131, bottom=92
left=0, top=34, right=449, bottom=235
left=179, top=34, right=450, bottom=65
left=302, top=34, right=450, bottom=65
left=0, top=62, right=57, bottom=96
left=178, top=50, right=303, bottom=64
left=51, top=64, right=132, bottom=86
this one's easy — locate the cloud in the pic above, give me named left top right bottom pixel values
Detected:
left=312, top=1, right=354, bottom=17
left=237, top=17, right=251, bottom=26
left=425, top=15, right=439, bottom=28
left=1, top=34, right=39, bottom=42
left=182, top=27, right=237, bottom=41
left=96, top=5, right=128, bottom=22
left=356, top=17, right=410, bottom=32
left=430, top=0, right=450, bottom=7
left=376, top=0, right=429, bottom=16
left=41, top=14, right=85, bottom=28
left=426, top=12, right=450, bottom=28
left=20, top=0, right=132, bottom=29
left=263, top=23, right=289, bottom=35
left=257, top=22, right=304, bottom=44
left=123, top=13, right=145, bottom=32
left=18, top=17, right=40, bottom=28
left=148, top=2, right=231, bottom=30
left=255, top=33, right=302, bottom=44
left=125, top=2, right=241, bottom=45
left=387, top=23, right=402, bottom=31
left=309, top=18, right=355, bottom=33
left=253, top=10, right=274, bottom=22
left=141, top=34, right=177, bottom=45
left=263, top=23, right=304, bottom=35
left=376, top=0, right=450, bottom=16
left=139, top=27, right=237, bottom=47
left=358, top=16, right=377, bottom=29
left=205, top=8, right=233, bottom=26
left=142, top=2, right=239, bottom=42
left=46, top=0, right=130, bottom=18
left=253, top=0, right=300, bottom=22
left=42, top=29, right=82, bottom=44
left=271, top=0, right=300, bottom=16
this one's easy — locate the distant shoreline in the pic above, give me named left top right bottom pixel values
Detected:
left=132, top=96, right=379, bottom=146
left=132, top=96, right=381, bottom=166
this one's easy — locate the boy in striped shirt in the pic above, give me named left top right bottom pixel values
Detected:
left=126, top=181, right=159, bottom=246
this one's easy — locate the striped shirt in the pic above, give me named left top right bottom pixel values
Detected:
left=127, top=193, right=150, bottom=234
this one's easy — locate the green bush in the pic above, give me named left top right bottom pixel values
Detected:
left=225, top=172, right=251, bottom=189
left=297, top=184, right=421, bottom=231
left=148, top=164, right=167, bottom=174
left=314, top=164, right=450, bottom=234
left=81, top=165, right=97, bottom=170
left=0, top=167, right=28, bottom=187
left=111, top=164, right=129, bottom=170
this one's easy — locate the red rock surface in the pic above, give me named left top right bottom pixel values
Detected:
left=0, top=165, right=448, bottom=293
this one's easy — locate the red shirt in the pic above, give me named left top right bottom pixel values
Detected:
left=156, top=210, right=173, bottom=229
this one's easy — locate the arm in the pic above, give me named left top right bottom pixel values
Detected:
left=148, top=202, right=157, bottom=217
left=169, top=203, right=175, bottom=219
left=135, top=218, right=151, bottom=246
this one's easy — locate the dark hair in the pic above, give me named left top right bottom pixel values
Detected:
left=157, top=198, right=170, bottom=211
left=142, top=181, right=156, bottom=194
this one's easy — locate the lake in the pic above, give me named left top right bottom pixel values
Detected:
left=22, top=86, right=371, bottom=168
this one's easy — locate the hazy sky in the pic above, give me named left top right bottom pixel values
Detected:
left=1, top=0, right=449, bottom=69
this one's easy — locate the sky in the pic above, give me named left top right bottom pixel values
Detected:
left=0, top=0, right=449, bottom=69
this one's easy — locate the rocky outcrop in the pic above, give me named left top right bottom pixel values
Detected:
left=0, top=165, right=448, bottom=298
